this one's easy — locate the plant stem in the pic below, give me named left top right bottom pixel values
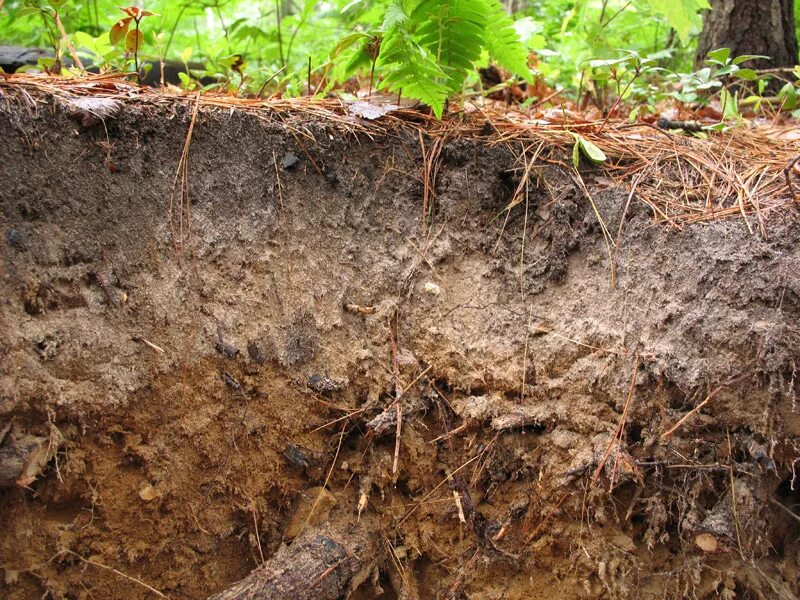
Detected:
left=275, top=0, right=285, bottom=68
left=54, top=10, right=84, bottom=71
left=163, top=4, right=189, bottom=58
left=597, top=67, right=640, bottom=134
left=134, top=19, right=141, bottom=84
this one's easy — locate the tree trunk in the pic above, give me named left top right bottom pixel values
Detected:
left=695, top=0, right=798, bottom=70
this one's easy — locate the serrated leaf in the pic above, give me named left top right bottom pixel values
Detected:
left=411, top=0, right=491, bottom=90
left=377, top=25, right=449, bottom=116
left=125, top=29, right=143, bottom=53
left=484, top=0, right=530, bottom=81
left=383, top=1, right=409, bottom=29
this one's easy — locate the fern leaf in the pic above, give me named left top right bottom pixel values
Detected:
left=484, top=0, right=531, bottom=81
left=411, top=0, right=491, bottom=90
left=378, top=24, right=450, bottom=117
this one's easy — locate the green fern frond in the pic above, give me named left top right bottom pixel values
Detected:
left=378, top=22, right=450, bottom=116
left=411, top=0, right=491, bottom=90
left=484, top=0, right=531, bottom=81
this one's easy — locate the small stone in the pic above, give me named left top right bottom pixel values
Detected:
left=423, top=282, right=441, bottom=296
left=138, top=484, right=160, bottom=502
left=280, top=152, right=300, bottom=170
left=216, top=340, right=239, bottom=358
left=6, top=229, right=25, bottom=250
left=283, top=444, right=311, bottom=469
left=307, top=374, right=344, bottom=394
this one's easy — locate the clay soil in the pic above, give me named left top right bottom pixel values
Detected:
left=1, top=92, right=799, bottom=600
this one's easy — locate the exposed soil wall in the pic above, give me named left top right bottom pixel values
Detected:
left=1, top=92, right=799, bottom=599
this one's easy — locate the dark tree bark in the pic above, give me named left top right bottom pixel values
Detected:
left=695, top=0, right=798, bottom=70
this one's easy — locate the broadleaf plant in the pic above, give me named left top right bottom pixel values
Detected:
left=110, top=6, right=157, bottom=83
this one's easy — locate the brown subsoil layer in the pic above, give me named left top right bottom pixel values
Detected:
left=1, top=92, right=799, bottom=600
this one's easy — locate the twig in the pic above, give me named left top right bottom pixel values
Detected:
left=132, top=336, right=165, bottom=354
left=768, top=497, right=800, bottom=524
left=257, top=65, right=287, bottom=99
left=61, top=550, right=166, bottom=598
left=525, top=491, right=570, bottom=543
left=592, top=355, right=639, bottom=485
left=251, top=502, right=265, bottom=564
left=784, top=154, right=800, bottom=204
left=389, top=312, right=402, bottom=475
left=298, top=421, right=347, bottom=537
left=54, top=11, right=84, bottom=71
left=727, top=430, right=747, bottom=561
left=661, top=373, right=751, bottom=439
left=272, top=149, right=284, bottom=208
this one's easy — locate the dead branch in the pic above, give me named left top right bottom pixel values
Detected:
left=208, top=525, right=375, bottom=600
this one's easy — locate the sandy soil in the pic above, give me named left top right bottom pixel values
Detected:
left=1, top=93, right=799, bottom=599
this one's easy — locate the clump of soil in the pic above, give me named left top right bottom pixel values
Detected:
left=1, top=91, right=799, bottom=600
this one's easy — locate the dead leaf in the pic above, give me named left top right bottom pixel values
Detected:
left=348, top=101, right=400, bottom=120
left=64, top=97, right=123, bottom=128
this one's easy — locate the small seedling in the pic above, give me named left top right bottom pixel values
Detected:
left=110, top=6, right=158, bottom=84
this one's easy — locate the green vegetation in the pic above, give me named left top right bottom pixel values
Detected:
left=1, top=0, right=799, bottom=118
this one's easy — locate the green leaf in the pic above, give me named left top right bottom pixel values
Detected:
left=377, top=23, right=449, bottom=117
left=47, top=0, right=72, bottom=9
left=731, top=54, right=770, bottom=65
left=411, top=0, right=491, bottom=90
left=571, top=133, right=607, bottom=164
left=706, top=47, right=731, bottom=65
left=300, top=0, right=316, bottom=20
left=484, top=0, right=531, bottom=81
left=330, top=32, right=371, bottom=58
left=572, top=138, right=581, bottom=169
left=645, top=0, right=710, bottom=43
left=778, top=82, right=798, bottom=110
left=732, top=68, right=757, bottom=81
left=383, top=1, right=410, bottom=29
left=73, top=31, right=97, bottom=53
left=720, top=87, right=740, bottom=120
left=15, top=7, right=42, bottom=18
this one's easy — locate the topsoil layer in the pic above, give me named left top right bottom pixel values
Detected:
left=0, top=92, right=799, bottom=600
